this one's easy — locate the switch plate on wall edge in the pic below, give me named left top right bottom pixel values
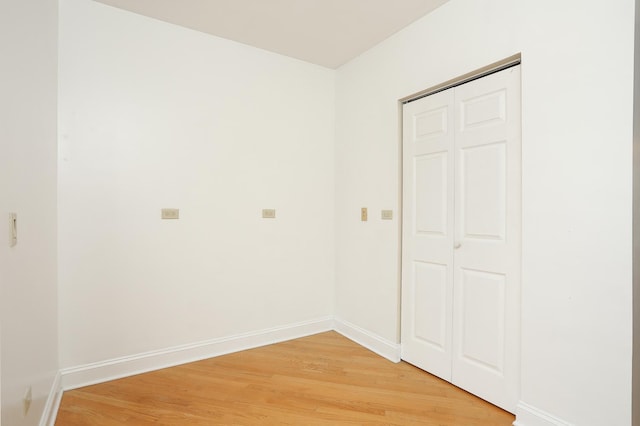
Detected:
left=9, top=213, right=17, bottom=247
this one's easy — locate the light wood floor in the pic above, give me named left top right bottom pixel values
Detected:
left=55, top=331, right=514, bottom=425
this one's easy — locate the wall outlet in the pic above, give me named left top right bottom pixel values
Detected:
left=161, top=208, right=179, bottom=219
left=23, top=386, right=31, bottom=416
left=361, top=207, right=368, bottom=221
left=381, top=209, right=393, bottom=220
left=262, top=209, right=276, bottom=219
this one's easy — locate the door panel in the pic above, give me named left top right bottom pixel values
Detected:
left=452, top=66, right=521, bottom=412
left=401, top=88, right=455, bottom=381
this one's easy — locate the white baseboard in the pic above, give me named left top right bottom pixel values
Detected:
left=333, top=317, right=401, bottom=362
left=39, top=371, right=62, bottom=426
left=60, top=316, right=333, bottom=391
left=513, top=402, right=573, bottom=426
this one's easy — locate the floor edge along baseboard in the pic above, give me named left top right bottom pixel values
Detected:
left=59, top=316, right=333, bottom=391
left=333, top=317, right=401, bottom=363
left=513, top=402, right=574, bottom=426
left=40, top=371, right=63, bottom=426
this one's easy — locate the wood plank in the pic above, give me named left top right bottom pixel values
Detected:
left=55, top=331, right=515, bottom=425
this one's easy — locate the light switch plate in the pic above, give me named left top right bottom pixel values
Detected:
left=381, top=210, right=393, bottom=220
left=23, top=386, right=31, bottom=416
left=9, top=213, right=17, bottom=247
left=262, top=209, right=276, bottom=219
left=161, top=208, right=179, bottom=219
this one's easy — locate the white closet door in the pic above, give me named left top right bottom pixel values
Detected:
left=401, top=65, right=521, bottom=413
left=401, top=88, right=455, bottom=382
left=451, top=66, right=521, bottom=412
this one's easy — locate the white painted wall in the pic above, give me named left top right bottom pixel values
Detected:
left=58, top=0, right=335, bottom=369
left=335, top=1, right=634, bottom=425
left=0, top=1, right=59, bottom=425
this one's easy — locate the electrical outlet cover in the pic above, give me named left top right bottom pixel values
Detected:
left=262, top=209, right=276, bottom=218
left=161, top=208, right=179, bottom=220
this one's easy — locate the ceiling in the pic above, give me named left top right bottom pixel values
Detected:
left=93, top=0, right=449, bottom=69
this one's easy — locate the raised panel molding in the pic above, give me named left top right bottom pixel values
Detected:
left=460, top=141, right=506, bottom=240
left=513, top=402, right=574, bottom=426
left=413, top=261, right=447, bottom=349
left=459, top=268, right=506, bottom=373
left=460, top=89, right=506, bottom=130
left=415, top=152, right=448, bottom=234
left=414, top=107, right=448, bottom=139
